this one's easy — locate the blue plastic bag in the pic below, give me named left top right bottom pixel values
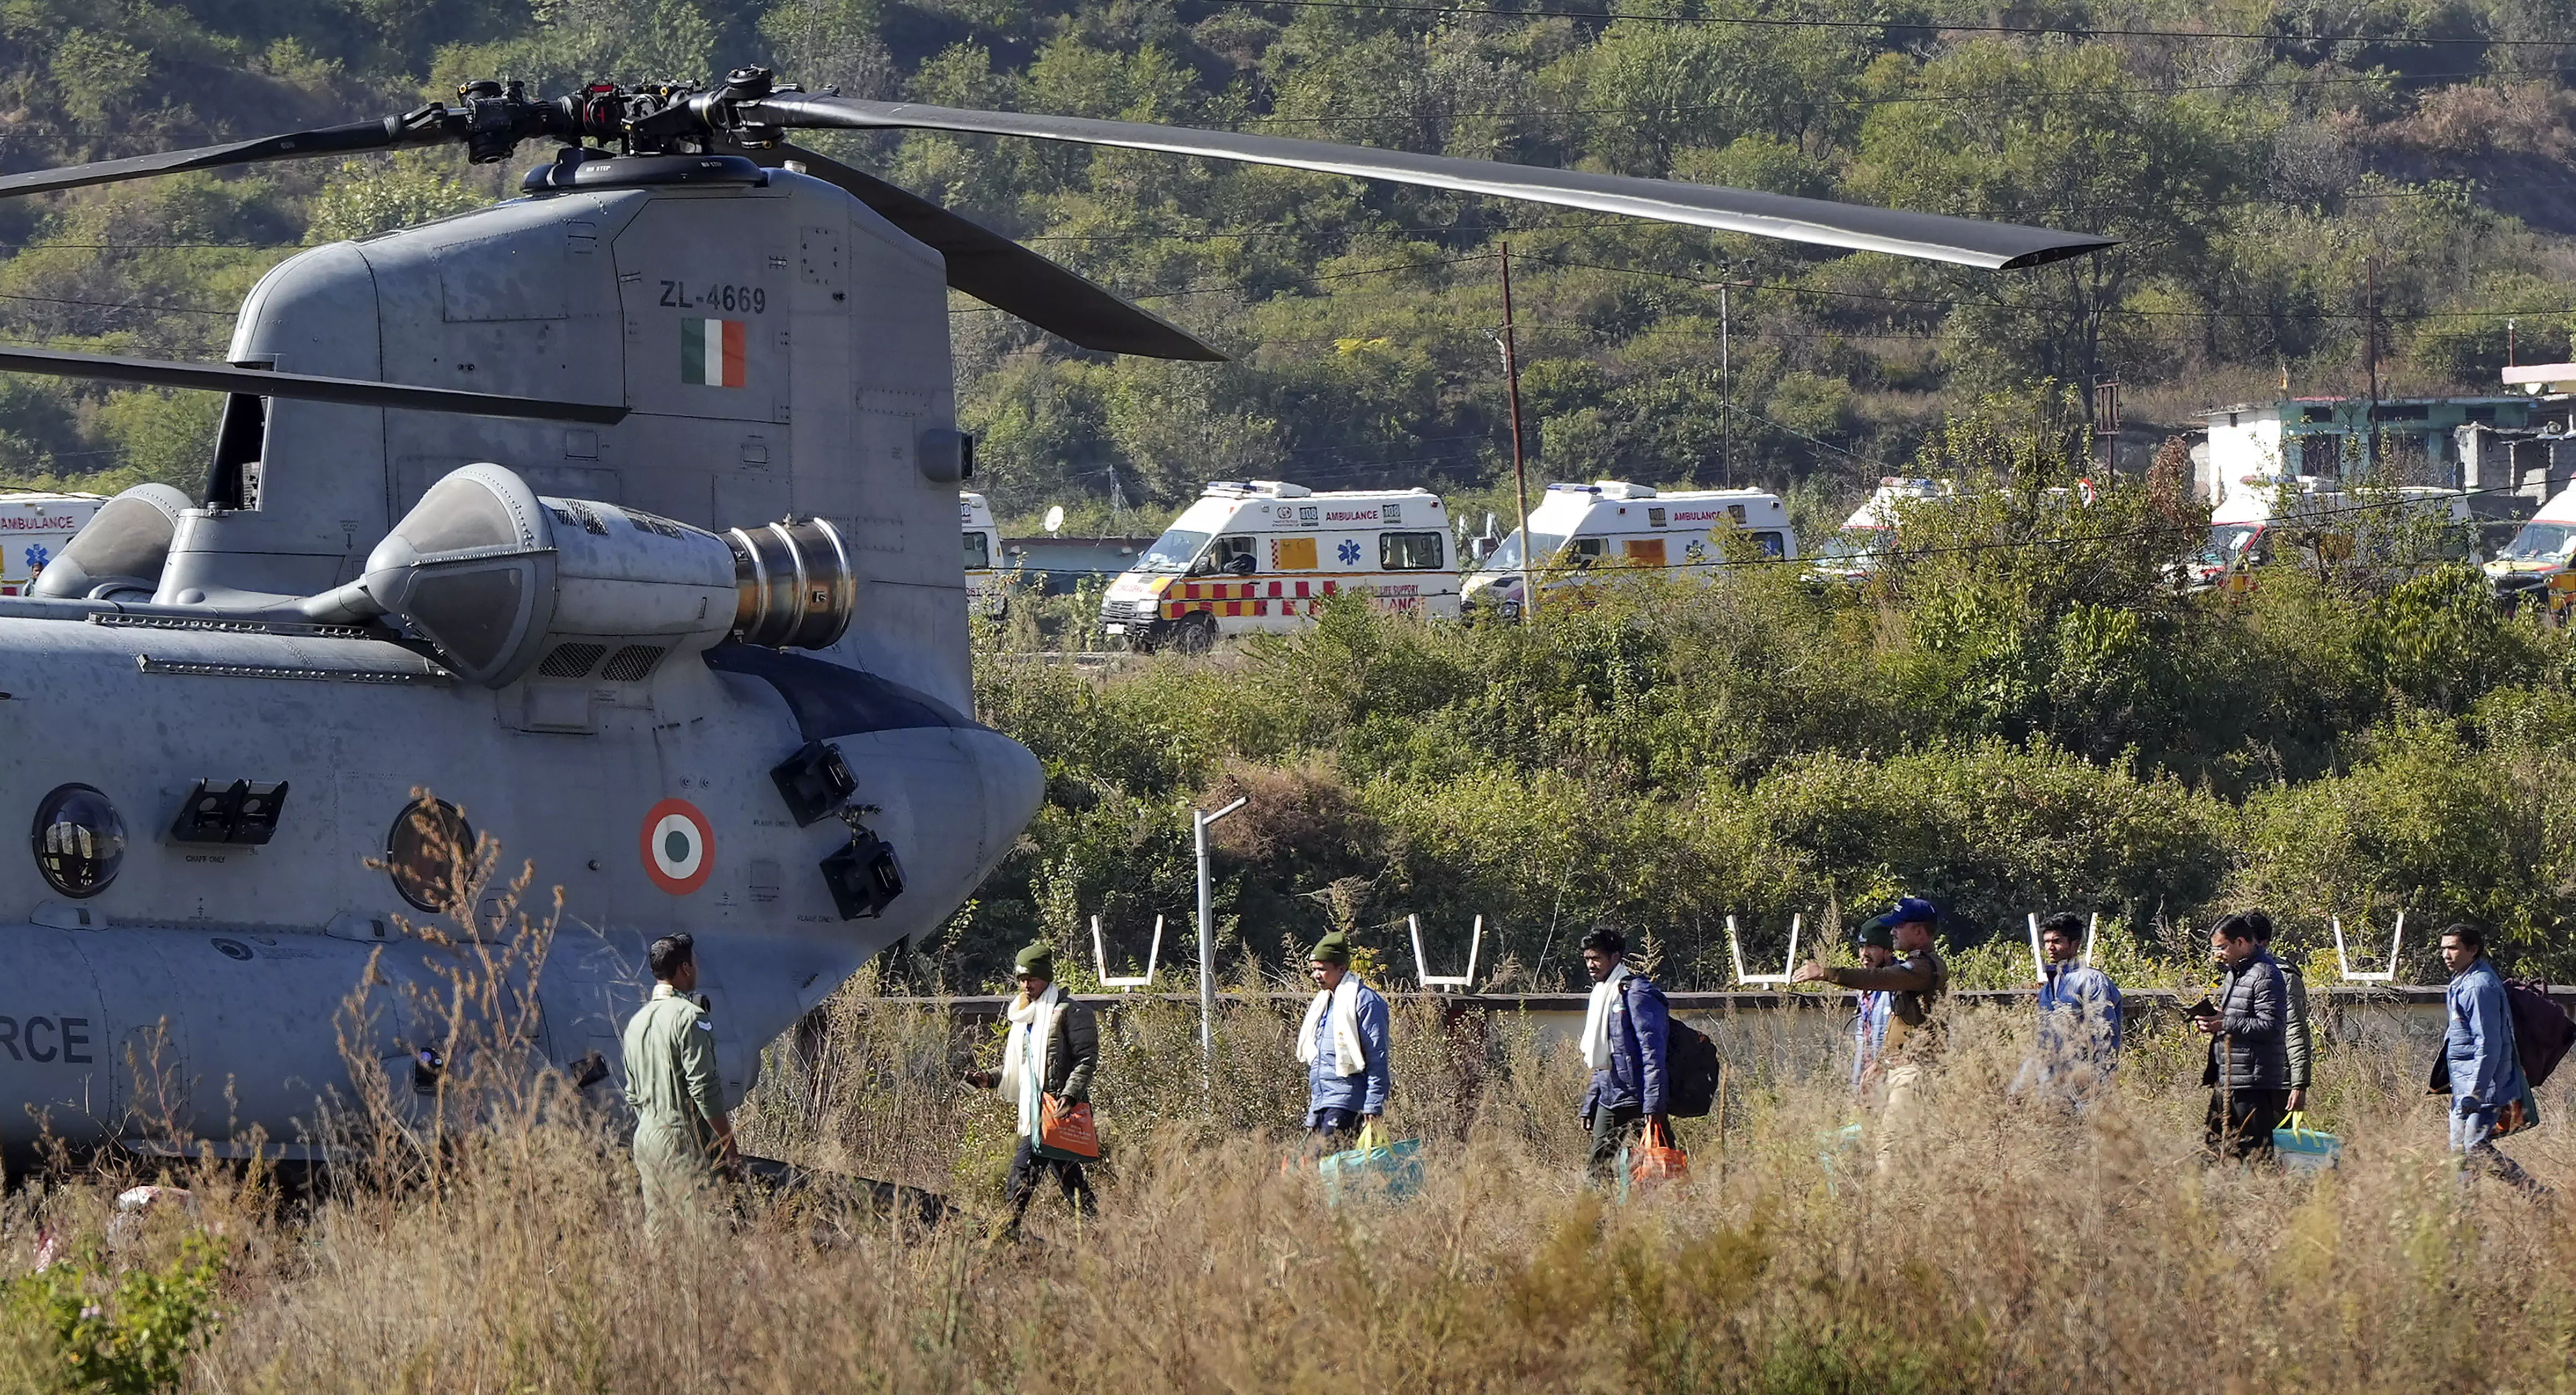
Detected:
left=1319, top=1125, right=1423, bottom=1206
left=2272, top=1111, right=2343, bottom=1173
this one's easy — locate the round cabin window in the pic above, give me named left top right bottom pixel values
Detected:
left=32, top=784, right=125, bottom=899
left=386, top=799, right=474, bottom=913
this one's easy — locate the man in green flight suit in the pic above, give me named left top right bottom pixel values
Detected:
left=621, top=933, right=738, bottom=1223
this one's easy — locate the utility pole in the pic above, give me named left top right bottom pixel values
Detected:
left=1498, top=242, right=1534, bottom=619
left=1194, top=795, right=1248, bottom=1091
left=2090, top=376, right=2120, bottom=476
left=1719, top=278, right=1732, bottom=489
left=2363, top=259, right=2380, bottom=478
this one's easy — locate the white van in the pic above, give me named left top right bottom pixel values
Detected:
left=960, top=491, right=1005, bottom=618
left=1461, top=481, right=1796, bottom=616
left=2194, top=478, right=2471, bottom=590
left=1806, top=477, right=1953, bottom=582
left=0, top=492, right=104, bottom=596
left=2484, top=482, right=2576, bottom=613
left=1100, top=481, right=1458, bottom=652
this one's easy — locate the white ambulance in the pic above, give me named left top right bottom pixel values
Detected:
left=0, top=492, right=104, bottom=597
left=960, top=491, right=1006, bottom=618
left=1807, top=477, right=1953, bottom=582
left=2486, top=482, right=2576, bottom=613
left=2194, top=477, right=2471, bottom=591
left=1099, top=481, right=1458, bottom=652
left=1460, top=481, right=1796, bottom=616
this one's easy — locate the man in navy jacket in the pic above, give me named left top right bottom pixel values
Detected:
left=1578, top=927, right=1670, bottom=1182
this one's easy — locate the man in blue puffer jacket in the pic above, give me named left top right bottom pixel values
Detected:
left=1578, top=926, right=1670, bottom=1183
left=2440, top=923, right=2548, bottom=1198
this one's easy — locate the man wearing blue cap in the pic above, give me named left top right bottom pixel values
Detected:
left=1797, top=897, right=1950, bottom=1173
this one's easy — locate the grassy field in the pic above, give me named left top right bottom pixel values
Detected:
left=0, top=980, right=2566, bottom=1394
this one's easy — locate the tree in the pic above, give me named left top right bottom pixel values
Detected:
left=1850, top=42, right=2257, bottom=391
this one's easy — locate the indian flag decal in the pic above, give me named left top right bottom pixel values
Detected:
left=680, top=318, right=748, bottom=387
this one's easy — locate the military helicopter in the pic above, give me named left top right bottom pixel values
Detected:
left=0, top=65, right=2110, bottom=1168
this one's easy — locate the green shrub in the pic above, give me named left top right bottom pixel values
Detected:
left=6, top=1235, right=225, bottom=1395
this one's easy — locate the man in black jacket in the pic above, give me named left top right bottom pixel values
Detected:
left=965, top=943, right=1101, bottom=1234
left=2199, top=913, right=2289, bottom=1164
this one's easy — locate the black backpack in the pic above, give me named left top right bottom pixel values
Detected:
left=1665, top=1017, right=1721, bottom=1118
left=2507, top=980, right=2576, bottom=1089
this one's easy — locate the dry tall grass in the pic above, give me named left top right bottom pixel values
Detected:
left=4, top=985, right=2569, bottom=1394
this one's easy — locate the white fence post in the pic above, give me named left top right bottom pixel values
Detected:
left=1410, top=914, right=1484, bottom=992
left=1727, top=914, right=1802, bottom=986
left=1092, top=913, right=1163, bottom=990
left=2333, top=912, right=2405, bottom=983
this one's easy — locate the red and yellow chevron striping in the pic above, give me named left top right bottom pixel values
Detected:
left=1162, top=578, right=1342, bottom=620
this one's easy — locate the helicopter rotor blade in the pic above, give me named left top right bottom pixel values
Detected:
left=762, top=144, right=1224, bottom=361
left=0, top=345, right=627, bottom=424
left=0, top=116, right=451, bottom=201
left=745, top=96, right=2114, bottom=270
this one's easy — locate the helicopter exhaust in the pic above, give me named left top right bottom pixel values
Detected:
left=726, top=518, right=857, bottom=650
left=300, top=463, right=858, bottom=686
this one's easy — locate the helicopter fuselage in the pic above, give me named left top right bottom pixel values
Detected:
left=0, top=156, right=1043, bottom=1163
left=0, top=599, right=1038, bottom=1158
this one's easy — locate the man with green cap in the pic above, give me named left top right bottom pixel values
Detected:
left=1298, top=930, right=1392, bottom=1151
left=1848, top=918, right=1897, bottom=1098
left=964, top=942, right=1100, bottom=1235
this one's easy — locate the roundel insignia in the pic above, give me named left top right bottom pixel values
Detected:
left=641, top=798, right=714, bottom=894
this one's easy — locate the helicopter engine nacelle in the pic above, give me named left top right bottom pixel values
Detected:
left=303, top=462, right=854, bottom=688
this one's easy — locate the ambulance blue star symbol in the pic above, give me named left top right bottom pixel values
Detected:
left=23, top=543, right=46, bottom=571
left=1337, top=539, right=1361, bottom=564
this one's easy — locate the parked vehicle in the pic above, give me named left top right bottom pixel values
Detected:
left=1806, top=477, right=1952, bottom=583
left=1100, top=481, right=1458, bottom=652
left=2485, top=481, right=2576, bottom=614
left=1461, top=481, right=1796, bottom=616
left=0, top=493, right=104, bottom=597
left=2192, top=478, right=2472, bottom=591
left=961, top=491, right=1005, bottom=618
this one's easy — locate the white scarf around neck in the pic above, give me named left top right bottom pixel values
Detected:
left=1582, top=964, right=1632, bottom=1071
left=1297, top=974, right=1368, bottom=1077
left=1000, top=984, right=1062, bottom=1137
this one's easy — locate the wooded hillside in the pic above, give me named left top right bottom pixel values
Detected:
left=4, top=0, right=2575, bottom=522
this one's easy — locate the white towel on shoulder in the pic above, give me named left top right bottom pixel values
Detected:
left=999, top=984, right=1062, bottom=1137
left=1297, top=974, right=1368, bottom=1078
left=1581, top=964, right=1632, bottom=1071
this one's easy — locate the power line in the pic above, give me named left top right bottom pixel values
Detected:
left=0, top=241, right=296, bottom=251
left=1238, top=0, right=2576, bottom=48
left=1475, top=479, right=2530, bottom=574
left=0, top=290, right=235, bottom=318
left=1223, top=63, right=2576, bottom=127
left=1524, top=253, right=2576, bottom=323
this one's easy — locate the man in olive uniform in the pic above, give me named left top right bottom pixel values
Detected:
left=621, top=933, right=737, bottom=1223
left=1796, top=897, right=1950, bottom=1174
